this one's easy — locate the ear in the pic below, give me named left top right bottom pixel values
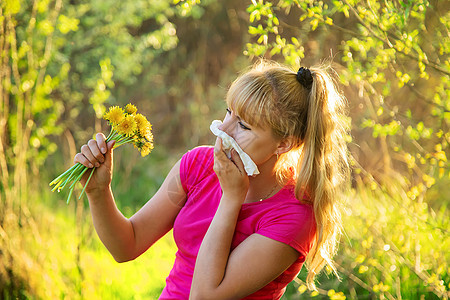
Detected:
left=276, top=136, right=296, bottom=155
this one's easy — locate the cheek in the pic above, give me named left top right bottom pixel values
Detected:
left=237, top=132, right=280, bottom=165
left=234, top=130, right=258, bottom=151
left=235, top=133, right=273, bottom=163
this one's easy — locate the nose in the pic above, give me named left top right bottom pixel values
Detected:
left=219, top=114, right=235, bottom=138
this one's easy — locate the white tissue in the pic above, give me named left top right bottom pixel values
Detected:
left=210, top=120, right=260, bottom=176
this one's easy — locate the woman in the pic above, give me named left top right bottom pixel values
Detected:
left=74, top=61, right=350, bottom=299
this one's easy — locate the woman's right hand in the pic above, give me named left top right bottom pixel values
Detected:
left=74, top=133, right=116, bottom=193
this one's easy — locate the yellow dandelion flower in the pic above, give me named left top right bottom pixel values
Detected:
left=135, top=113, right=146, bottom=126
left=145, top=120, right=152, bottom=131
left=125, top=103, right=138, bottom=115
left=139, top=123, right=151, bottom=138
left=104, top=106, right=125, bottom=125
left=140, top=141, right=154, bottom=157
left=116, top=115, right=137, bottom=136
left=144, top=131, right=153, bottom=143
left=135, top=114, right=150, bottom=134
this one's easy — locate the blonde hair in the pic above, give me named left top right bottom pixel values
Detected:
left=226, top=61, right=350, bottom=289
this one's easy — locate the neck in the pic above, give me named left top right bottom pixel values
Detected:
left=245, top=156, right=280, bottom=203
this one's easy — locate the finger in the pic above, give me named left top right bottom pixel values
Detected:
left=213, top=138, right=227, bottom=172
left=230, top=149, right=245, bottom=175
left=88, top=139, right=105, bottom=163
left=96, top=133, right=107, bottom=154
left=74, top=153, right=94, bottom=168
left=214, top=137, right=223, bottom=152
left=213, top=138, right=226, bottom=160
left=107, top=139, right=116, bottom=151
left=103, top=140, right=115, bottom=168
left=81, top=144, right=100, bottom=167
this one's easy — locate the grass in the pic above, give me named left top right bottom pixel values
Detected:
left=285, top=178, right=450, bottom=299
left=1, top=195, right=176, bottom=299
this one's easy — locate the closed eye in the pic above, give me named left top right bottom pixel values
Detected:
left=238, top=121, right=251, bottom=130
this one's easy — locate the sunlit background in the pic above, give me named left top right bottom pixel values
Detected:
left=1, top=0, right=449, bottom=299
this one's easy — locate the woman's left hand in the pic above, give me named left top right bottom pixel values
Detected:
left=213, top=138, right=249, bottom=203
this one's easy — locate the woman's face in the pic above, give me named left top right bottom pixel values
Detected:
left=219, top=107, right=279, bottom=167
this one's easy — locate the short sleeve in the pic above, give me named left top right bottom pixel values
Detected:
left=256, top=203, right=315, bottom=259
left=179, top=146, right=214, bottom=194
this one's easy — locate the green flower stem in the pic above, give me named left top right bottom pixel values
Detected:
left=106, top=127, right=114, bottom=140
left=66, top=187, right=75, bottom=204
left=49, top=163, right=79, bottom=186
left=52, top=174, right=71, bottom=192
left=51, top=163, right=84, bottom=192
left=65, top=167, right=89, bottom=204
left=58, top=163, right=84, bottom=191
left=106, top=129, right=121, bottom=142
left=69, top=166, right=89, bottom=189
left=79, top=167, right=96, bottom=200
left=115, top=135, right=136, bottom=146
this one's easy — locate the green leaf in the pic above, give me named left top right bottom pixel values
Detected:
left=37, top=19, right=54, bottom=35
left=3, top=0, right=21, bottom=15
left=57, top=15, right=80, bottom=34
left=273, top=16, right=279, bottom=25
left=310, top=18, right=319, bottom=31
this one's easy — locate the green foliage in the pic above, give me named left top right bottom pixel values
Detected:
left=1, top=0, right=69, bottom=207
left=0, top=195, right=176, bottom=299
left=89, top=58, right=114, bottom=119
left=60, top=0, right=179, bottom=87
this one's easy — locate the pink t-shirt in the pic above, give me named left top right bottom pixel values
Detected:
left=159, top=146, right=315, bottom=299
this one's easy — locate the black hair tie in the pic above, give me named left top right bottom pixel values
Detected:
left=296, top=67, right=313, bottom=90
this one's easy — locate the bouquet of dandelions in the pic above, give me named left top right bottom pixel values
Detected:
left=50, top=103, right=154, bottom=203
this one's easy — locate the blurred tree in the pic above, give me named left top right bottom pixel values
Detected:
left=1, top=0, right=69, bottom=218
left=1, top=0, right=71, bottom=295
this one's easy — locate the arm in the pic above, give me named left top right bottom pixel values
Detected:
left=190, top=140, right=299, bottom=299
left=75, top=133, right=186, bottom=262
left=191, top=226, right=299, bottom=299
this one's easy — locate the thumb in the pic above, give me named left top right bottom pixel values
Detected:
left=104, top=140, right=116, bottom=168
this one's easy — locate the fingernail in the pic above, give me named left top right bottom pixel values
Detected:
left=101, top=147, right=106, bottom=154
left=88, top=163, right=94, bottom=168
left=95, top=162, right=100, bottom=168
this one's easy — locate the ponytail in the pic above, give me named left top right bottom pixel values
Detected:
left=296, top=66, right=350, bottom=289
